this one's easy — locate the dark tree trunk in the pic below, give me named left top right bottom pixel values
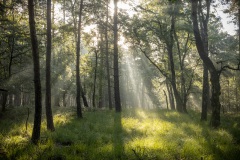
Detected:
left=76, top=0, right=84, bottom=118
left=105, top=0, right=112, bottom=110
left=54, top=95, right=60, bottom=107
left=80, top=84, right=89, bottom=107
left=28, top=0, right=42, bottom=144
left=98, top=33, right=104, bottom=108
left=167, top=7, right=184, bottom=112
left=92, top=50, right=98, bottom=108
left=1, top=90, right=8, bottom=112
left=45, top=0, right=55, bottom=131
left=62, top=91, right=67, bottom=107
left=167, top=42, right=183, bottom=112
left=113, top=0, right=121, bottom=112
left=174, top=29, right=187, bottom=112
left=201, top=65, right=209, bottom=121
left=198, top=0, right=210, bottom=121
left=210, top=73, right=221, bottom=127
left=163, top=90, right=169, bottom=110
left=167, top=83, right=175, bottom=110
left=191, top=0, right=221, bottom=128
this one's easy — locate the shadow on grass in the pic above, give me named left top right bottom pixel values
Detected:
left=113, top=112, right=124, bottom=159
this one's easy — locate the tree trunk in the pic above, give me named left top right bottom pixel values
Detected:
left=45, top=0, right=55, bottom=131
left=168, top=8, right=184, bottom=112
left=105, top=0, right=112, bottom=110
left=62, top=91, right=67, bottom=107
left=28, top=0, right=42, bottom=144
left=163, top=90, right=169, bottom=110
left=92, top=50, right=98, bottom=108
left=80, top=84, right=89, bottom=107
left=1, top=91, right=8, bottom=112
left=76, top=0, right=84, bottom=118
left=210, top=72, right=221, bottom=127
left=167, top=83, right=175, bottom=110
left=191, top=0, right=221, bottom=128
left=113, top=0, right=121, bottom=112
left=98, top=33, right=104, bottom=108
left=201, top=65, right=209, bottom=121
left=198, top=0, right=210, bottom=121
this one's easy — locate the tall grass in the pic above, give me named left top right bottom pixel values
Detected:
left=0, top=107, right=239, bottom=159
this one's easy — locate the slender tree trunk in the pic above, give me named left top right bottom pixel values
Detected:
left=174, top=29, right=186, bottom=112
left=1, top=91, right=8, bottom=112
left=28, top=0, right=42, bottom=144
left=62, top=91, right=67, bottom=107
left=167, top=83, right=175, bottom=110
left=113, top=0, right=121, bottom=112
left=92, top=50, right=98, bottom=108
left=8, top=5, right=15, bottom=78
left=80, top=84, right=89, bottom=107
left=98, top=33, right=104, bottom=108
left=163, top=90, right=169, bottom=110
left=105, top=0, right=112, bottom=110
left=76, top=0, right=84, bottom=118
left=168, top=7, right=184, bottom=112
left=201, top=65, right=209, bottom=120
left=199, top=0, right=210, bottom=121
left=45, top=0, right=54, bottom=131
left=167, top=43, right=183, bottom=112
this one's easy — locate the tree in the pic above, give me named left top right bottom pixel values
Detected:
left=105, top=0, right=113, bottom=110
left=197, top=0, right=211, bottom=121
left=46, top=0, right=55, bottom=131
left=191, top=0, right=221, bottom=127
left=113, top=0, right=121, bottom=112
left=28, top=0, right=42, bottom=144
left=92, top=49, right=98, bottom=108
left=76, top=0, right=84, bottom=118
left=122, top=0, right=196, bottom=112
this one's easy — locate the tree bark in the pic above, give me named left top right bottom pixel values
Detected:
left=28, top=0, right=42, bottom=144
left=45, top=0, right=55, bottom=131
left=113, top=0, right=121, bottom=112
left=76, top=0, right=84, bottom=118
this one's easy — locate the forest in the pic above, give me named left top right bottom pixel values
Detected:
left=0, top=0, right=240, bottom=159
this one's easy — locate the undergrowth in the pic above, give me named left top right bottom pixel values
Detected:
left=0, top=107, right=239, bottom=159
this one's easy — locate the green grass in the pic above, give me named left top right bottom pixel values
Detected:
left=0, top=107, right=240, bottom=159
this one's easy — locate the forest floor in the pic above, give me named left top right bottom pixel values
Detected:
left=0, top=106, right=240, bottom=160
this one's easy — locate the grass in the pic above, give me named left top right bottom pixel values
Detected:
left=0, top=106, right=240, bottom=160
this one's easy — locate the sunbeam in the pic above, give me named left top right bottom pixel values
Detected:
left=121, top=51, right=157, bottom=109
